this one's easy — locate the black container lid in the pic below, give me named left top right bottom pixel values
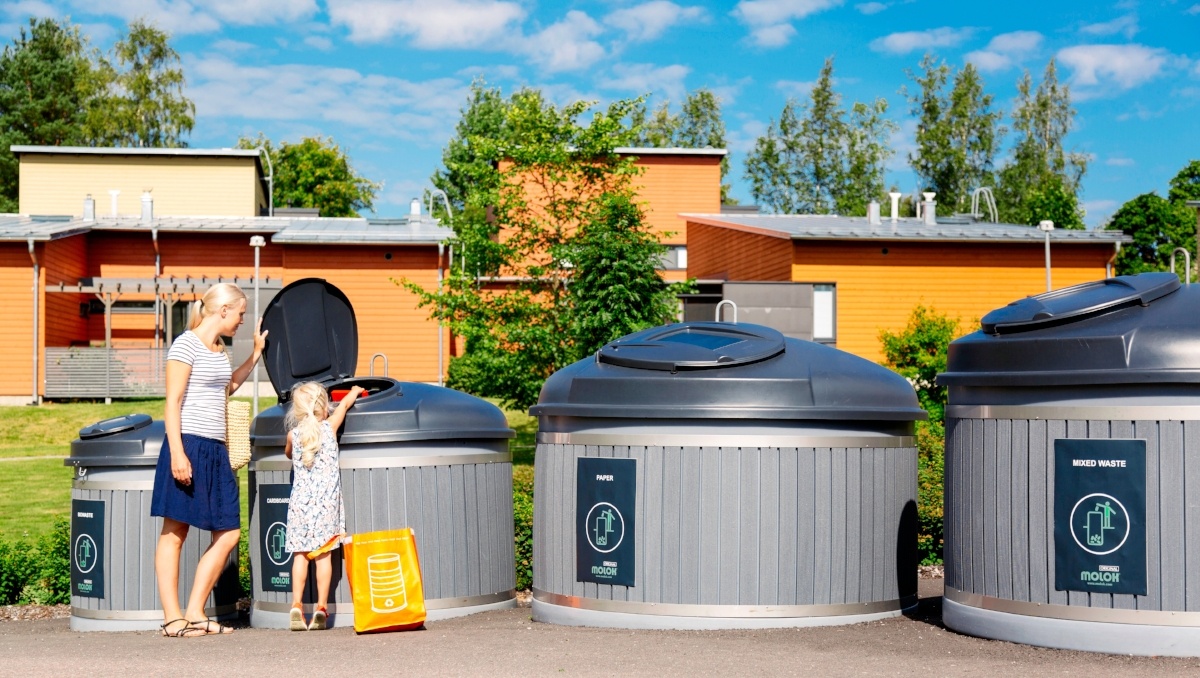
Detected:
left=532, top=321, right=926, bottom=421
left=261, top=278, right=358, bottom=399
left=66, top=415, right=164, bottom=467
left=941, top=273, right=1200, bottom=386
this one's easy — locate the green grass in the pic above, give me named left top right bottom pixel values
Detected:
left=0, top=396, right=525, bottom=539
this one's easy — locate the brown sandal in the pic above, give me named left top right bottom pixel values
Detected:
left=188, top=619, right=234, bottom=635
left=160, top=618, right=205, bottom=638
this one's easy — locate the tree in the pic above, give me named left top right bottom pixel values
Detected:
left=237, top=134, right=379, bottom=217
left=906, top=55, right=1003, bottom=215
left=409, top=90, right=687, bottom=409
left=1168, top=160, right=1200, bottom=205
left=0, top=18, right=102, bottom=211
left=878, top=304, right=961, bottom=423
left=745, top=57, right=895, bottom=216
left=89, top=20, right=194, bottom=147
left=1106, top=192, right=1196, bottom=276
left=431, top=78, right=507, bottom=214
left=996, top=59, right=1088, bottom=227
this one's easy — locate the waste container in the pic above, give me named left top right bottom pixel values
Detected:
left=530, top=321, right=926, bottom=629
left=938, top=272, right=1200, bottom=656
left=64, top=414, right=240, bottom=631
left=248, top=278, right=515, bottom=629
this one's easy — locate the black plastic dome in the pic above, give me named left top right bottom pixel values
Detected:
left=532, top=321, right=926, bottom=421
left=940, top=272, right=1200, bottom=386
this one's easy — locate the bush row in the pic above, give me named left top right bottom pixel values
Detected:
left=0, top=517, right=72, bottom=605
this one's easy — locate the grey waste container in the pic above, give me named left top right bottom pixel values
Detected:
left=64, top=414, right=240, bottom=631
left=938, top=272, right=1200, bottom=656
left=248, top=278, right=515, bottom=629
left=530, top=321, right=926, bottom=629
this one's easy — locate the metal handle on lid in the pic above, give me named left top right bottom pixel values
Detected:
left=1170, top=248, right=1191, bottom=285
left=715, top=300, right=737, bottom=323
left=369, top=353, right=388, bottom=377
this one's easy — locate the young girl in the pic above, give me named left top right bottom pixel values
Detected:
left=284, top=381, right=365, bottom=631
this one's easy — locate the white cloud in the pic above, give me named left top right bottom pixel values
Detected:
left=1082, top=199, right=1118, bottom=227
left=732, top=0, right=843, bottom=48
left=186, top=55, right=471, bottom=144
left=210, top=39, right=259, bottom=55
left=519, top=10, right=606, bottom=73
left=3, top=1, right=56, bottom=18
left=869, top=27, right=974, bottom=55
left=303, top=35, right=333, bottom=51
left=1057, top=43, right=1175, bottom=99
left=605, top=1, right=706, bottom=42
left=597, top=63, right=691, bottom=104
left=1105, top=156, right=1135, bottom=167
left=1080, top=14, right=1138, bottom=39
left=776, top=79, right=817, bottom=99
left=965, top=30, right=1042, bottom=73
left=62, top=0, right=318, bottom=33
left=855, top=2, right=886, bottom=14
left=887, top=118, right=917, bottom=172
left=327, top=0, right=526, bottom=47
left=1116, top=103, right=1167, bottom=121
left=1188, top=4, right=1200, bottom=15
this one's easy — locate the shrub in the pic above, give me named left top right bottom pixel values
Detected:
left=238, top=531, right=251, bottom=598
left=916, top=420, right=945, bottom=565
left=26, top=517, right=72, bottom=605
left=512, top=465, right=534, bottom=591
left=0, top=536, right=37, bottom=604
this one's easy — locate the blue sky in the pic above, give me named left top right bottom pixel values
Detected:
left=4, top=1, right=1199, bottom=227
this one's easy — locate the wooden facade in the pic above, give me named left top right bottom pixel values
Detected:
left=687, top=220, right=1123, bottom=363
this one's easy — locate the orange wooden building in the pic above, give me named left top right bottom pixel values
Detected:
left=0, top=145, right=724, bottom=402
left=684, top=205, right=1131, bottom=364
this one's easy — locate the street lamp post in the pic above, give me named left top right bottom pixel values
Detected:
left=1038, top=220, right=1055, bottom=292
left=250, top=235, right=265, bottom=415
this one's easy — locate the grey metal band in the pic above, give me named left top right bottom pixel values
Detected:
left=532, top=588, right=913, bottom=618
left=253, top=590, right=514, bottom=614
left=252, top=452, right=512, bottom=472
left=947, top=404, right=1200, bottom=421
left=70, top=604, right=236, bottom=620
left=536, top=432, right=916, bottom=449
left=73, top=480, right=155, bottom=491
left=945, top=586, right=1200, bottom=626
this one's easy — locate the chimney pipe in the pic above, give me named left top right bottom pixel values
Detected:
left=867, top=200, right=881, bottom=226
left=83, top=195, right=95, bottom=221
left=888, top=192, right=901, bottom=222
left=922, top=192, right=937, bottom=226
left=108, top=190, right=120, bottom=217
left=410, top=198, right=421, bottom=216
left=140, top=191, right=153, bottom=224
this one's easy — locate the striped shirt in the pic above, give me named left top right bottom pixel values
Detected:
left=168, top=331, right=232, bottom=442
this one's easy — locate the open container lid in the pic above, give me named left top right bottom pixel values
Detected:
left=941, top=272, right=1200, bottom=386
left=261, top=278, right=360, bottom=400
left=532, top=321, right=925, bottom=421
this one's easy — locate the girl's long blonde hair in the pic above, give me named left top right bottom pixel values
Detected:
left=188, top=283, right=246, bottom=330
left=285, top=382, right=329, bottom=469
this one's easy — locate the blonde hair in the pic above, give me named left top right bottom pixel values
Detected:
left=285, top=382, right=329, bottom=469
left=188, top=283, right=247, bottom=330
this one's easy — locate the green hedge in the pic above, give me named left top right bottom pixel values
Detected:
left=0, top=517, right=71, bottom=605
left=916, top=420, right=945, bottom=565
left=512, top=465, right=534, bottom=591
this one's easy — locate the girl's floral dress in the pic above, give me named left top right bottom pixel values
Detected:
left=285, top=421, right=345, bottom=552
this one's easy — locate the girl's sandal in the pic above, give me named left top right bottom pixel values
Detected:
left=289, top=605, right=308, bottom=631
left=187, top=619, right=234, bottom=635
left=160, top=618, right=205, bottom=638
left=309, top=607, right=327, bottom=631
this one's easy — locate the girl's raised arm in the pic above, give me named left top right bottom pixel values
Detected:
left=327, top=386, right=365, bottom=431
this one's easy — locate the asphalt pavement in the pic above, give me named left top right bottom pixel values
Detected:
left=5, top=579, right=1200, bottom=677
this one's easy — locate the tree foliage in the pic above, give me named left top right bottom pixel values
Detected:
left=238, top=134, right=380, bottom=217
left=89, top=20, right=194, bottom=147
left=412, top=90, right=688, bottom=409
left=878, top=304, right=961, bottom=423
left=745, top=57, right=895, bottom=216
left=1168, top=160, right=1200, bottom=205
left=906, top=55, right=1003, bottom=215
left=996, top=59, right=1088, bottom=228
left=0, top=18, right=101, bottom=211
left=1106, top=192, right=1196, bottom=276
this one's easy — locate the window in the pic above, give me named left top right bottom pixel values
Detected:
left=813, top=284, right=836, bottom=342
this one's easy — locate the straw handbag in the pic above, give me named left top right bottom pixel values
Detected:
left=226, top=399, right=252, bottom=471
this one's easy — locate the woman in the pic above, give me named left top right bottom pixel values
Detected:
left=150, top=283, right=267, bottom=637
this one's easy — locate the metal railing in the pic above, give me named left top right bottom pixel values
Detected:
left=44, top=347, right=168, bottom=399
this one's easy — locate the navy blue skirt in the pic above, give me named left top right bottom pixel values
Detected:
left=151, top=434, right=240, bottom=532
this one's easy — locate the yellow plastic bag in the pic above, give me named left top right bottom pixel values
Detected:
left=342, top=528, right=426, bottom=633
